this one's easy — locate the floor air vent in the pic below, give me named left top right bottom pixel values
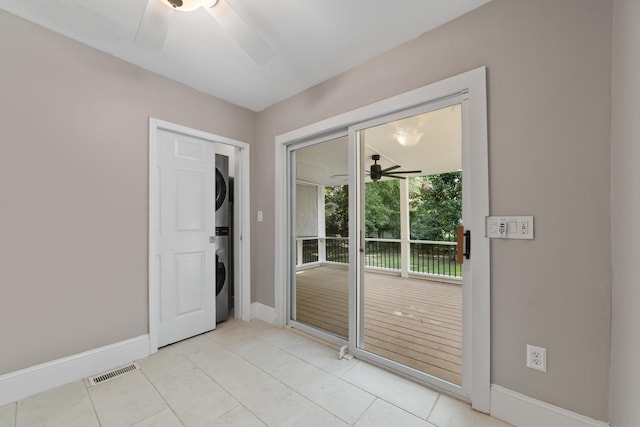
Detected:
left=87, top=363, right=139, bottom=386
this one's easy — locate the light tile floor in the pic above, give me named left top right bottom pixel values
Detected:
left=0, top=319, right=511, bottom=427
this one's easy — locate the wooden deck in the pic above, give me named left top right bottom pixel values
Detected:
left=294, top=265, right=462, bottom=384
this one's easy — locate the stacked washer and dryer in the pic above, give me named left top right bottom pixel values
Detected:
left=215, top=154, right=232, bottom=323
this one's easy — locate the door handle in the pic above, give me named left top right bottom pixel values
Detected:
left=456, top=226, right=464, bottom=264
left=209, top=236, right=215, bottom=244
left=464, top=230, right=471, bottom=260
left=456, top=226, right=471, bottom=264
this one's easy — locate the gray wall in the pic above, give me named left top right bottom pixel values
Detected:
left=254, top=0, right=612, bottom=421
left=610, top=1, right=640, bottom=426
left=0, top=11, right=255, bottom=375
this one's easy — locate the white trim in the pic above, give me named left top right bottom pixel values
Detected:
left=148, top=118, right=252, bottom=355
left=274, top=67, right=490, bottom=411
left=251, top=302, right=278, bottom=325
left=0, top=335, right=149, bottom=406
left=465, top=67, right=491, bottom=412
left=491, top=385, right=609, bottom=427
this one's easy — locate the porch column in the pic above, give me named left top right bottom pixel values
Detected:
left=297, top=239, right=303, bottom=266
left=318, top=184, right=326, bottom=264
left=400, top=179, right=410, bottom=277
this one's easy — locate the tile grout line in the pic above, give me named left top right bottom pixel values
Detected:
left=173, top=341, right=268, bottom=427
left=272, top=326, right=448, bottom=422
left=199, top=328, right=363, bottom=425
left=426, top=393, right=442, bottom=424
left=262, top=327, right=444, bottom=424
left=351, top=397, right=379, bottom=426
left=136, top=366, right=186, bottom=427
left=275, top=328, right=362, bottom=379
left=222, top=325, right=446, bottom=425
left=205, top=323, right=446, bottom=425
left=196, top=340, right=340, bottom=423
left=82, top=378, right=105, bottom=427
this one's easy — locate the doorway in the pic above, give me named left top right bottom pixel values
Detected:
left=275, top=68, right=489, bottom=410
left=148, top=118, right=252, bottom=354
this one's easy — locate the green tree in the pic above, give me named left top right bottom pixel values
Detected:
left=326, top=172, right=461, bottom=242
left=410, top=171, right=462, bottom=241
left=325, top=185, right=349, bottom=236
left=365, top=180, right=400, bottom=238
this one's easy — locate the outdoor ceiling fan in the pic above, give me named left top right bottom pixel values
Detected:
left=136, top=0, right=274, bottom=65
left=369, top=154, right=421, bottom=181
left=331, top=154, right=422, bottom=182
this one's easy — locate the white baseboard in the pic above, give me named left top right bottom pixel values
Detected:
left=491, top=385, right=609, bottom=427
left=251, top=302, right=278, bottom=325
left=0, top=335, right=150, bottom=406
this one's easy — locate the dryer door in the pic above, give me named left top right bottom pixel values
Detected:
left=215, top=252, right=226, bottom=296
left=215, top=168, right=227, bottom=211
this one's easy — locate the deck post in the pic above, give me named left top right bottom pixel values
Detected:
left=318, top=184, right=326, bottom=264
left=400, top=179, right=410, bottom=277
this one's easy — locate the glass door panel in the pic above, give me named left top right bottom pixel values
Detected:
left=290, top=136, right=350, bottom=340
left=355, top=104, right=464, bottom=385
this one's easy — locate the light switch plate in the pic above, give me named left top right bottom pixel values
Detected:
left=486, top=216, right=534, bottom=239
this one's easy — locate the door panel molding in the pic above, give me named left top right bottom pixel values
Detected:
left=275, top=67, right=489, bottom=412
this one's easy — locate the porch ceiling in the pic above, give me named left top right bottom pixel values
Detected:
left=296, top=104, right=462, bottom=187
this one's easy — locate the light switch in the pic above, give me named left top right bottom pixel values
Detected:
left=498, top=221, right=507, bottom=237
left=257, top=210, right=263, bottom=222
left=486, top=216, right=534, bottom=240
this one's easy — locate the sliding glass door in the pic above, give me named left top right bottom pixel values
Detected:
left=279, top=69, right=490, bottom=408
left=351, top=101, right=465, bottom=387
left=289, top=136, right=351, bottom=341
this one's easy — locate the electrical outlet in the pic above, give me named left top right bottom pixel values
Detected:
left=526, top=344, right=547, bottom=372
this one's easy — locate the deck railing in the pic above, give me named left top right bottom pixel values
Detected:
left=301, top=239, right=319, bottom=264
left=410, top=239, right=460, bottom=277
left=296, top=236, right=461, bottom=278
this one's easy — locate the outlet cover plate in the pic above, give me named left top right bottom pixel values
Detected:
left=526, top=344, right=547, bottom=372
left=486, top=216, right=534, bottom=239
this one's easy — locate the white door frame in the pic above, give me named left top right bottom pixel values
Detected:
left=148, top=118, right=252, bottom=354
left=274, top=67, right=490, bottom=412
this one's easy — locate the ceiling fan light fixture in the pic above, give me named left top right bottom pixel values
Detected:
left=394, top=128, right=423, bottom=147
left=159, top=0, right=217, bottom=12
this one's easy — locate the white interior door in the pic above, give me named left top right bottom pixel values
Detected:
left=156, top=129, right=216, bottom=347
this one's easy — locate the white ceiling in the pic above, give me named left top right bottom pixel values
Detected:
left=0, top=0, right=490, bottom=111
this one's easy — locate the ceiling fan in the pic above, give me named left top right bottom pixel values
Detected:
left=135, top=0, right=274, bottom=65
left=331, top=154, right=422, bottom=181
left=369, top=154, right=421, bottom=181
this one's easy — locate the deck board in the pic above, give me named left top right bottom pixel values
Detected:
left=294, top=265, right=462, bottom=385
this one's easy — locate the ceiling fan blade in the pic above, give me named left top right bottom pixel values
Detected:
left=331, top=170, right=370, bottom=177
left=205, top=0, right=275, bottom=65
left=380, top=165, right=401, bottom=173
left=384, top=170, right=423, bottom=175
left=384, top=175, right=407, bottom=180
left=135, top=0, right=173, bottom=50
